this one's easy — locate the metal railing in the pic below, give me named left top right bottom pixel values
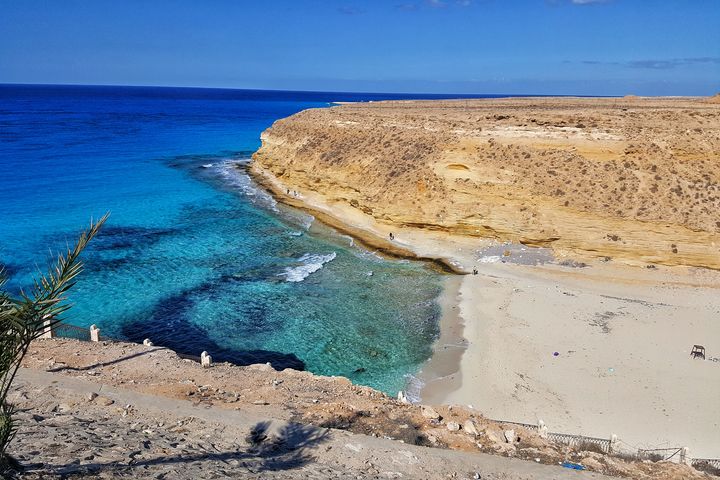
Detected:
left=691, top=458, right=720, bottom=470
left=547, top=432, right=610, bottom=453
left=490, top=419, right=611, bottom=453
left=51, top=322, right=92, bottom=342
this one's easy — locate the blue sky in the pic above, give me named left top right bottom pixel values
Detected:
left=0, top=0, right=718, bottom=95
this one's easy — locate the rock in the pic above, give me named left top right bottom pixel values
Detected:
left=504, top=429, right=516, bottom=443
left=582, top=457, right=604, bottom=471
left=96, top=396, right=115, bottom=406
left=421, top=406, right=441, bottom=421
left=464, top=420, right=480, bottom=436
left=484, top=427, right=504, bottom=446
left=446, top=422, right=461, bottom=432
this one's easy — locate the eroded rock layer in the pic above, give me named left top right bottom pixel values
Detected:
left=252, top=97, right=720, bottom=268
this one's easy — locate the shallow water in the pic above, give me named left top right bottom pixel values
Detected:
left=0, top=85, right=502, bottom=393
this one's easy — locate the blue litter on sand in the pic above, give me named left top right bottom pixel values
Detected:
left=561, top=462, right=586, bottom=470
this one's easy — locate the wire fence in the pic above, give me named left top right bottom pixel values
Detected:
left=490, top=419, right=611, bottom=453
left=637, top=447, right=683, bottom=462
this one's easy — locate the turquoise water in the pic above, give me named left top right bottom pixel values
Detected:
left=0, top=85, right=495, bottom=394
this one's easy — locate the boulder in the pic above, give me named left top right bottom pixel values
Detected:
left=446, top=422, right=461, bottom=432
left=464, top=420, right=480, bottom=436
left=421, top=406, right=441, bottom=421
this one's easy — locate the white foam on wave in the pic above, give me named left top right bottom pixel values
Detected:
left=339, top=234, right=354, bottom=247
left=403, top=373, right=425, bottom=404
left=215, top=159, right=279, bottom=212
left=279, top=252, right=337, bottom=282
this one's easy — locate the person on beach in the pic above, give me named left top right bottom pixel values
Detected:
left=389, top=232, right=394, bottom=240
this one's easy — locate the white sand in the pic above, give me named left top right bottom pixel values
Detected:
left=251, top=166, right=720, bottom=459
left=422, top=262, right=720, bottom=458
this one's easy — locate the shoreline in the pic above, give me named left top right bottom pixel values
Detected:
left=245, top=162, right=467, bottom=274
left=247, top=160, right=720, bottom=458
left=414, top=274, right=465, bottom=403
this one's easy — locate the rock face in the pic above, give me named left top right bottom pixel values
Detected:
left=251, top=97, right=720, bottom=269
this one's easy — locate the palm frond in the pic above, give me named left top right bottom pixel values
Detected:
left=0, top=213, right=108, bottom=462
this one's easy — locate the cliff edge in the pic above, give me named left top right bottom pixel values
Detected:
left=252, top=96, right=720, bottom=269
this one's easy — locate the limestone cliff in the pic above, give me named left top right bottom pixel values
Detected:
left=251, top=97, right=720, bottom=269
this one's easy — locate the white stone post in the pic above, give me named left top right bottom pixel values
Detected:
left=537, top=419, right=548, bottom=439
left=609, top=434, right=618, bottom=454
left=90, top=324, right=100, bottom=342
left=40, top=317, right=53, bottom=339
left=680, top=447, right=690, bottom=465
left=201, top=351, right=212, bottom=368
left=143, top=338, right=154, bottom=347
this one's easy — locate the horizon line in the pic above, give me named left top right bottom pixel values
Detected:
left=0, top=81, right=637, bottom=99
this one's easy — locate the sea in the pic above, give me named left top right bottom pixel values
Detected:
left=0, top=84, right=502, bottom=395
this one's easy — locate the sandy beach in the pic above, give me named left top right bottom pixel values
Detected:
left=248, top=96, right=720, bottom=458
left=250, top=162, right=720, bottom=457
left=424, top=261, right=720, bottom=458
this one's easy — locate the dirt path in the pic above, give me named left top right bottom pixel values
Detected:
left=8, top=368, right=616, bottom=479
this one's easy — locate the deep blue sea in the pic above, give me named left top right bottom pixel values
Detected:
left=0, top=85, right=501, bottom=394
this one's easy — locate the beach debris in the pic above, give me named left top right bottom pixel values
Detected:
left=464, top=420, right=480, bottom=436
left=86, top=392, right=98, bottom=402
left=143, top=338, right=154, bottom=347
left=446, top=422, right=461, bottom=432
left=421, top=406, right=441, bottom=421
left=690, top=345, right=705, bottom=359
left=552, top=351, right=559, bottom=357
left=397, top=391, right=410, bottom=404
left=504, top=429, right=516, bottom=443
left=561, top=461, right=585, bottom=470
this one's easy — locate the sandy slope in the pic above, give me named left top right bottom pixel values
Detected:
left=8, top=339, right=710, bottom=479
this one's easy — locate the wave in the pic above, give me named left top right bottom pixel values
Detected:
left=403, top=373, right=425, bottom=404
left=214, top=159, right=279, bottom=212
left=279, top=252, right=337, bottom=282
